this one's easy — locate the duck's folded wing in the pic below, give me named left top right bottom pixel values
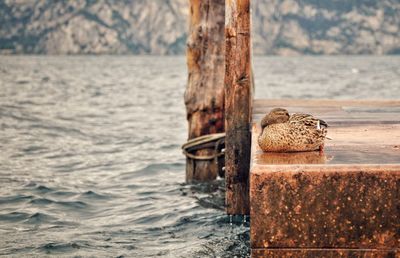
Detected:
left=290, top=113, right=313, bottom=122
left=290, top=113, right=328, bottom=128
left=289, top=113, right=317, bottom=126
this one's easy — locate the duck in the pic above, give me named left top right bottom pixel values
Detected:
left=258, top=108, right=328, bottom=152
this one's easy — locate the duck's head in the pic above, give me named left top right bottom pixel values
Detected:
left=261, top=108, right=290, bottom=129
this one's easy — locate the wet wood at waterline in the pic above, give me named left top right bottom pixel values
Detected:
left=184, top=0, right=225, bottom=182
left=225, top=0, right=252, bottom=215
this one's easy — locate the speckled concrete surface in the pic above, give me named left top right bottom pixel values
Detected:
left=250, top=100, right=400, bottom=256
left=252, top=249, right=399, bottom=258
left=251, top=168, right=400, bottom=248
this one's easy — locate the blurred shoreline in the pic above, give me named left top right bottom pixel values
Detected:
left=1, top=0, right=399, bottom=55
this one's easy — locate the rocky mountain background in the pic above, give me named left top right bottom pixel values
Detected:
left=1, top=0, right=399, bottom=55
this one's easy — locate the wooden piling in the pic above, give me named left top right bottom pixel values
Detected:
left=184, top=0, right=225, bottom=182
left=224, top=0, right=252, bottom=215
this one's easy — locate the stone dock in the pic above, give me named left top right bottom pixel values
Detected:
left=250, top=99, right=400, bottom=257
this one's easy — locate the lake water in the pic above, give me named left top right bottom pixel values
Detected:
left=0, top=56, right=399, bottom=257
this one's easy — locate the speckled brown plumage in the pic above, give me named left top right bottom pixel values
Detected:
left=258, top=108, right=328, bottom=152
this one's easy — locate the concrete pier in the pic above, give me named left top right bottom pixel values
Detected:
left=250, top=99, right=400, bottom=257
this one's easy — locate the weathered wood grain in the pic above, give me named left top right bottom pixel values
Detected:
left=225, top=0, right=252, bottom=215
left=184, top=0, right=225, bottom=182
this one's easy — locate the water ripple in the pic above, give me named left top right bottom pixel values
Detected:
left=2, top=56, right=398, bottom=257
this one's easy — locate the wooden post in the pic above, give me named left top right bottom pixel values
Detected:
left=184, top=0, right=225, bottom=182
left=225, top=0, right=252, bottom=215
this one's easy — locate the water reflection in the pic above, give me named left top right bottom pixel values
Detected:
left=255, top=151, right=334, bottom=165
